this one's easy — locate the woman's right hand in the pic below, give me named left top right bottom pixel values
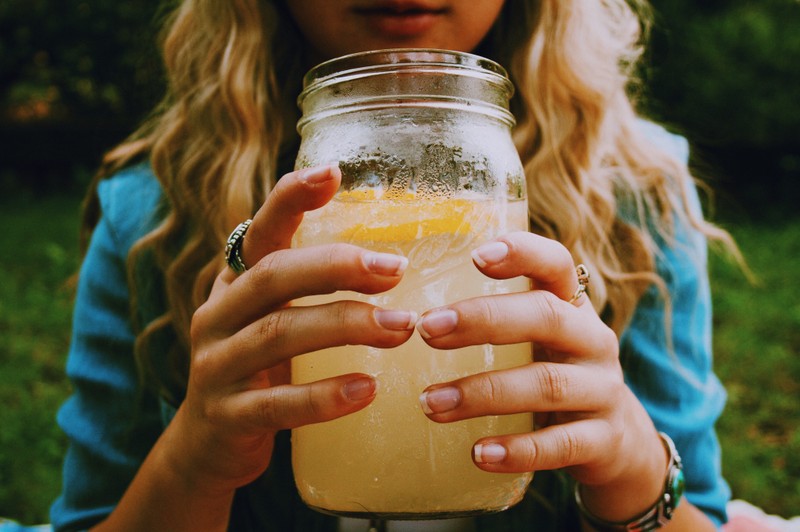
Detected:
left=165, top=164, right=417, bottom=499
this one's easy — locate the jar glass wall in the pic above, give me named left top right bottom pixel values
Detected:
left=291, top=49, right=532, bottom=519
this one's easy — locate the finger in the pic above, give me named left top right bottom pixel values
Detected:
left=470, top=231, right=579, bottom=301
left=419, top=362, right=621, bottom=423
left=200, top=244, right=408, bottom=332
left=416, top=290, right=618, bottom=359
left=200, top=301, right=417, bottom=381
left=229, top=373, right=378, bottom=431
left=471, top=419, right=613, bottom=473
left=219, top=164, right=341, bottom=284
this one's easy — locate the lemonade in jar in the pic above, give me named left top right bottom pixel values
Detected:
left=291, top=49, right=533, bottom=519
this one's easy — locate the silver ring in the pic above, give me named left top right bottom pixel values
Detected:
left=568, top=264, right=590, bottom=304
left=225, top=219, right=252, bottom=274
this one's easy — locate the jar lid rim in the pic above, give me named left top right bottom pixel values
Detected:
left=302, top=48, right=511, bottom=92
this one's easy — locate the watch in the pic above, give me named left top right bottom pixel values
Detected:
left=575, top=432, right=685, bottom=531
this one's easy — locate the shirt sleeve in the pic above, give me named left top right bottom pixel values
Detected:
left=50, top=169, right=164, bottom=531
left=622, top=123, right=731, bottom=528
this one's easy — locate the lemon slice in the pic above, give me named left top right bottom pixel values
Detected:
left=337, top=190, right=476, bottom=243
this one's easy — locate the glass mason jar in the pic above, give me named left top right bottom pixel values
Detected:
left=291, top=49, right=533, bottom=519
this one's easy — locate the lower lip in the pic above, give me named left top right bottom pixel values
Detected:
left=357, top=11, right=442, bottom=37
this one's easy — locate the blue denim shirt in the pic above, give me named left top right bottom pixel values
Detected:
left=50, top=124, right=730, bottom=531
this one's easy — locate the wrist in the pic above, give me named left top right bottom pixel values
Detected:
left=162, top=404, right=239, bottom=499
left=575, top=432, right=685, bottom=531
left=578, top=427, right=667, bottom=521
left=100, top=407, right=236, bottom=532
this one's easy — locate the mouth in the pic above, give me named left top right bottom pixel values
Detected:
left=353, top=2, right=449, bottom=38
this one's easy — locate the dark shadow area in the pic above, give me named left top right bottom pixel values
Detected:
left=2, top=1, right=799, bottom=221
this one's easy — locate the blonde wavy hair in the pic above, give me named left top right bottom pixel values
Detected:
left=82, top=0, right=731, bottom=402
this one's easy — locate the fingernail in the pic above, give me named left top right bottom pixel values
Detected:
left=299, top=165, right=336, bottom=184
left=471, top=241, right=509, bottom=268
left=374, top=309, right=418, bottom=331
left=419, top=386, right=462, bottom=415
left=473, top=442, right=507, bottom=464
left=363, top=252, right=408, bottom=276
left=417, top=309, right=458, bottom=339
left=343, top=376, right=376, bottom=401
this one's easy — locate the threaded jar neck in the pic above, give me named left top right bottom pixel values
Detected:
left=297, top=48, right=516, bottom=133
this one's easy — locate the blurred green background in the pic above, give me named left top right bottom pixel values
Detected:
left=1, top=0, right=799, bottom=525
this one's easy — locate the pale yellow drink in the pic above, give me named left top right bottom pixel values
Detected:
left=291, top=191, right=533, bottom=518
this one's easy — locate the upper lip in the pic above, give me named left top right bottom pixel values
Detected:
left=353, top=1, right=448, bottom=14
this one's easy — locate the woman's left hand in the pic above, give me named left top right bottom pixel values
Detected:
left=416, top=231, right=670, bottom=523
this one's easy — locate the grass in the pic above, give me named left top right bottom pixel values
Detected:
left=0, top=193, right=798, bottom=524
left=0, top=193, right=80, bottom=524
left=711, top=219, right=800, bottom=516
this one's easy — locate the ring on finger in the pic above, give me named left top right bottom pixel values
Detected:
left=225, top=219, right=252, bottom=274
left=568, top=264, right=590, bottom=304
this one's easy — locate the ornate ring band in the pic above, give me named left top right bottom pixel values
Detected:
left=568, top=264, right=590, bottom=304
left=225, top=219, right=252, bottom=274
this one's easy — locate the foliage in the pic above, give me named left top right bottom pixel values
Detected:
left=0, top=1, right=166, bottom=194
left=648, top=0, right=800, bottom=147
left=1, top=1, right=799, bottom=212
left=645, top=0, right=800, bottom=215
left=0, top=0, right=165, bottom=122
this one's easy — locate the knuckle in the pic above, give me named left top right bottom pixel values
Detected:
left=476, top=372, right=506, bottom=405
left=473, top=296, right=502, bottom=332
left=320, top=243, right=341, bottom=270
left=519, top=435, right=541, bottom=471
left=319, top=243, right=359, bottom=279
left=189, top=345, right=214, bottom=378
left=187, top=320, right=220, bottom=381
left=327, top=242, right=356, bottom=265
left=535, top=292, right=565, bottom=333
left=331, top=300, right=386, bottom=346
left=190, top=292, right=229, bottom=341
left=483, top=297, right=501, bottom=326
left=550, top=242, right=574, bottom=274
left=606, top=418, right=624, bottom=448
left=303, top=386, right=326, bottom=420
left=529, top=238, right=573, bottom=280
left=607, top=373, right=629, bottom=407
left=329, top=301, right=361, bottom=342
left=553, top=426, right=584, bottom=466
left=258, top=391, right=282, bottom=427
left=598, top=326, right=620, bottom=358
left=249, top=250, right=284, bottom=288
left=537, top=364, right=569, bottom=404
left=258, top=385, right=330, bottom=429
left=334, top=300, right=355, bottom=329
left=190, top=303, right=212, bottom=345
left=260, top=310, right=292, bottom=346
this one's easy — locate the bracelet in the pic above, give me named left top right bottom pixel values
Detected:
left=574, top=432, right=685, bottom=531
